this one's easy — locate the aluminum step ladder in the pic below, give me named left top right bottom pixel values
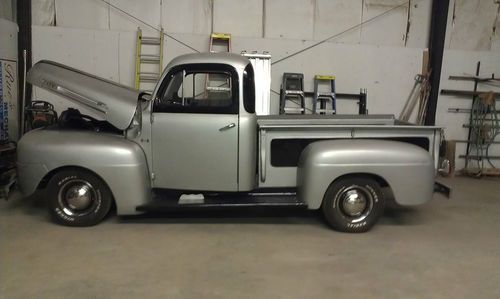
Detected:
left=279, top=73, right=305, bottom=114
left=134, top=28, right=164, bottom=92
left=313, top=75, right=336, bottom=115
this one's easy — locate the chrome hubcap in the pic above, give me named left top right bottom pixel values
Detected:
left=58, top=180, right=97, bottom=216
left=341, top=190, right=367, bottom=216
left=66, top=184, right=92, bottom=210
left=337, top=185, right=374, bottom=222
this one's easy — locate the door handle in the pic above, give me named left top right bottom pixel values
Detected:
left=219, top=123, right=236, bottom=131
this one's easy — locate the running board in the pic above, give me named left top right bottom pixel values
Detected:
left=136, top=191, right=306, bottom=212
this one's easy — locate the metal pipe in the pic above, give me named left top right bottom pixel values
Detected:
left=20, top=50, right=27, bottom=135
left=424, top=0, right=450, bottom=125
left=441, top=89, right=500, bottom=97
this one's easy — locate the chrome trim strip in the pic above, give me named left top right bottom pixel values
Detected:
left=55, top=85, right=108, bottom=113
left=260, top=129, right=267, bottom=182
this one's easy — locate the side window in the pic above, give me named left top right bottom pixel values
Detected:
left=154, top=67, right=237, bottom=114
left=243, top=64, right=255, bottom=114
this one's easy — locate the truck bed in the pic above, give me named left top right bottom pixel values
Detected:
left=256, top=114, right=442, bottom=188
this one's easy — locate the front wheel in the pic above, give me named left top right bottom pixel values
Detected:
left=322, top=176, right=385, bottom=233
left=46, top=168, right=113, bottom=226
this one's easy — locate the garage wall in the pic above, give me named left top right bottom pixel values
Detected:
left=0, top=0, right=16, bottom=22
left=437, top=50, right=500, bottom=170
left=32, top=25, right=422, bottom=117
left=30, top=0, right=500, bottom=170
left=35, top=0, right=433, bottom=47
left=31, top=0, right=434, bottom=116
left=437, top=0, right=500, bottom=170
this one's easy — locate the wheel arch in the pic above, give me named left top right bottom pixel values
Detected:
left=328, top=172, right=390, bottom=190
left=38, top=165, right=108, bottom=191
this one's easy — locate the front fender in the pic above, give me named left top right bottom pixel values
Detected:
left=17, top=129, right=151, bottom=215
left=297, top=139, right=435, bottom=209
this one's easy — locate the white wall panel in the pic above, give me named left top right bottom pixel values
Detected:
left=492, top=36, right=500, bottom=52
left=32, top=26, right=127, bottom=117
left=360, top=0, right=408, bottom=47
left=161, top=0, right=212, bottom=34
left=109, top=0, right=160, bottom=33
left=213, top=0, right=263, bottom=38
left=0, top=18, right=17, bottom=60
left=55, top=0, right=109, bottom=30
left=265, top=0, right=314, bottom=40
left=32, top=0, right=55, bottom=26
left=493, top=9, right=500, bottom=51
left=163, top=32, right=208, bottom=61
left=0, top=0, right=15, bottom=21
left=405, top=0, right=431, bottom=48
left=447, top=0, right=498, bottom=51
left=117, top=31, right=136, bottom=87
left=313, top=0, right=362, bottom=44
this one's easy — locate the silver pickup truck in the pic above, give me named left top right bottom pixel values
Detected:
left=17, top=53, right=443, bottom=232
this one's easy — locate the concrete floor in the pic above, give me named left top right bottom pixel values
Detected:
left=0, top=176, right=499, bottom=299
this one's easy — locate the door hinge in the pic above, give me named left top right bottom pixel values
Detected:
left=151, top=172, right=156, bottom=180
left=151, top=114, right=155, bottom=123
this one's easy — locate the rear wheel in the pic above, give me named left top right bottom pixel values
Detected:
left=322, top=176, right=385, bottom=233
left=46, top=168, right=112, bottom=226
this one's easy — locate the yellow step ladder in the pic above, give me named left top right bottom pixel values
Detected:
left=209, top=32, right=231, bottom=53
left=205, top=32, right=232, bottom=96
left=313, top=75, right=336, bottom=115
left=134, top=28, right=164, bottom=92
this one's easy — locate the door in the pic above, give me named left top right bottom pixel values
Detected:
left=151, top=64, right=239, bottom=191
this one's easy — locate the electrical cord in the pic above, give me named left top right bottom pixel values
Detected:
left=99, top=0, right=414, bottom=63
left=271, top=0, right=413, bottom=65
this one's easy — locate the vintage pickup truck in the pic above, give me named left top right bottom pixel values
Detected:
left=17, top=53, right=443, bottom=232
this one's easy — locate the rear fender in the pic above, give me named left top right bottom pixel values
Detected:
left=297, top=139, right=435, bottom=209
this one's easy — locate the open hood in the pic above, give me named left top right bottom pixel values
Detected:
left=27, top=60, right=141, bottom=130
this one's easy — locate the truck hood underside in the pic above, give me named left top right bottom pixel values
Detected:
left=27, top=60, right=141, bottom=130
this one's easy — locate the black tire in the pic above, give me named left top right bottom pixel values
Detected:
left=322, top=176, right=385, bottom=233
left=46, top=168, right=113, bottom=226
